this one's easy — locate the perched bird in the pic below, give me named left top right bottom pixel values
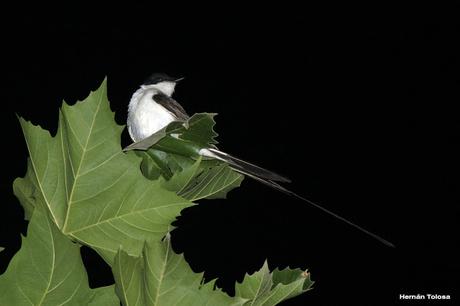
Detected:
left=127, top=73, right=394, bottom=247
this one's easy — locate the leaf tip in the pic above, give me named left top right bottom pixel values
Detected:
left=99, top=76, right=108, bottom=89
left=16, top=115, right=48, bottom=135
left=16, top=114, right=26, bottom=125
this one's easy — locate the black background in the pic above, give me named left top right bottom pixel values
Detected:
left=0, top=5, right=459, bottom=305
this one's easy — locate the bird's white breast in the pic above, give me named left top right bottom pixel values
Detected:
left=127, top=88, right=176, bottom=142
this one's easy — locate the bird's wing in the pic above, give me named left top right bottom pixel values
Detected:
left=153, top=93, right=190, bottom=121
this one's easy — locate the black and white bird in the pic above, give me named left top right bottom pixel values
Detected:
left=127, top=73, right=290, bottom=183
left=127, top=73, right=394, bottom=247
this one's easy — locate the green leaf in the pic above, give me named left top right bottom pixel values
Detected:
left=113, top=235, right=248, bottom=306
left=177, top=113, right=219, bottom=147
left=0, top=247, right=4, bottom=253
left=158, top=156, right=244, bottom=201
left=235, top=261, right=313, bottom=305
left=161, top=156, right=203, bottom=193
left=139, top=149, right=175, bottom=180
left=14, top=79, right=194, bottom=264
left=0, top=208, right=119, bottom=305
left=88, top=286, right=120, bottom=306
left=177, top=163, right=244, bottom=201
left=113, top=236, right=311, bottom=306
left=12, top=159, right=36, bottom=220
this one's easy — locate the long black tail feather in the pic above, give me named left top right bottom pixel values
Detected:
left=239, top=171, right=395, bottom=248
left=200, top=148, right=395, bottom=248
left=203, top=148, right=291, bottom=183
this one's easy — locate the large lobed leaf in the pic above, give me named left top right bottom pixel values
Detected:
left=112, top=235, right=312, bottom=306
left=13, top=79, right=193, bottom=264
left=235, top=261, right=313, bottom=305
left=0, top=208, right=119, bottom=305
left=113, top=235, right=247, bottom=306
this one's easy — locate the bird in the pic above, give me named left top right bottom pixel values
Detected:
left=127, top=73, right=395, bottom=248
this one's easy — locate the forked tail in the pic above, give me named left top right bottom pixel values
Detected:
left=200, top=148, right=395, bottom=248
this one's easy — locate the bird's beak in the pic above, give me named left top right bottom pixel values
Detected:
left=175, top=77, right=185, bottom=82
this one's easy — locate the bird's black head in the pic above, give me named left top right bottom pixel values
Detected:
left=143, top=73, right=181, bottom=85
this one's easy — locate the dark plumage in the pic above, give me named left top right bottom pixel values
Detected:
left=143, top=73, right=179, bottom=85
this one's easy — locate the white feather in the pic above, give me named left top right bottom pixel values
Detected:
left=127, top=82, right=177, bottom=142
